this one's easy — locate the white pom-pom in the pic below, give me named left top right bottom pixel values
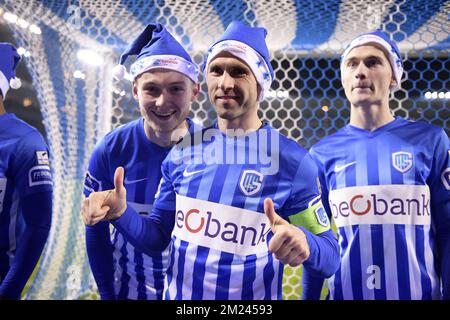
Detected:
left=112, top=64, right=126, bottom=80
left=9, top=77, right=21, bottom=89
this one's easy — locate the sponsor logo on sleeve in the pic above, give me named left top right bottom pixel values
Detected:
left=29, top=165, right=52, bottom=187
left=441, top=168, right=450, bottom=191
left=36, top=151, right=49, bottom=165
left=84, top=171, right=101, bottom=193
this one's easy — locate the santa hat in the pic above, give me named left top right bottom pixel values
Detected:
left=204, top=21, right=274, bottom=101
left=0, top=42, right=22, bottom=100
left=113, top=23, right=198, bottom=82
left=341, top=30, right=404, bottom=91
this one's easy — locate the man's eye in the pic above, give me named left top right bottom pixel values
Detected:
left=170, top=87, right=184, bottom=93
left=367, top=59, right=380, bottom=67
left=145, top=87, right=158, bottom=93
left=231, top=68, right=247, bottom=77
left=209, top=66, right=222, bottom=74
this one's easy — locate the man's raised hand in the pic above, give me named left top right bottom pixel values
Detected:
left=264, top=198, right=310, bottom=267
left=82, top=167, right=127, bottom=226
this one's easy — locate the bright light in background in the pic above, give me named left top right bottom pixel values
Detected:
left=424, top=91, right=450, bottom=100
left=17, top=18, right=29, bottom=29
left=17, top=47, right=31, bottom=58
left=73, top=70, right=86, bottom=80
left=2, top=12, right=41, bottom=35
left=29, top=24, right=42, bottom=35
left=23, top=97, right=33, bottom=108
left=76, top=49, right=104, bottom=67
left=17, top=47, right=27, bottom=55
left=3, top=12, right=18, bottom=23
left=266, top=90, right=289, bottom=99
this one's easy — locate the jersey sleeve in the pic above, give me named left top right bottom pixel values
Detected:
left=13, top=130, right=53, bottom=197
left=83, top=138, right=116, bottom=300
left=309, top=146, right=332, bottom=219
left=111, top=153, right=176, bottom=255
left=84, top=139, right=113, bottom=196
left=283, top=153, right=331, bottom=235
left=0, top=191, right=52, bottom=299
left=429, top=129, right=450, bottom=299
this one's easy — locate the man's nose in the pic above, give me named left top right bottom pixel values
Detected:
left=218, top=72, right=234, bottom=91
left=354, top=62, right=367, bottom=79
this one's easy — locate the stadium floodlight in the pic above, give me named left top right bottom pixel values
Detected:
left=29, top=24, right=42, bottom=35
left=3, top=12, right=18, bottom=24
left=73, top=70, right=86, bottom=79
left=17, top=47, right=27, bottom=56
left=76, top=49, right=104, bottom=67
left=17, top=18, right=29, bottom=29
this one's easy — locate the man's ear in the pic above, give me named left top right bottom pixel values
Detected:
left=132, top=81, right=139, bottom=101
left=389, top=77, right=397, bottom=89
left=191, top=82, right=200, bottom=101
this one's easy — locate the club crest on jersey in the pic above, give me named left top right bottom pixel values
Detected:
left=392, top=151, right=413, bottom=173
left=239, top=170, right=264, bottom=196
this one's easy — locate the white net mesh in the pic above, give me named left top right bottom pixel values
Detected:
left=1, top=0, right=448, bottom=299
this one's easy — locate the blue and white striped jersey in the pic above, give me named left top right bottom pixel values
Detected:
left=153, top=123, right=326, bottom=299
left=84, top=118, right=173, bottom=299
left=310, top=117, right=450, bottom=300
left=0, top=113, right=53, bottom=281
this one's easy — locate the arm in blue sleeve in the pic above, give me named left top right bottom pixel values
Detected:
left=300, top=227, right=340, bottom=279
left=430, top=130, right=450, bottom=300
left=438, top=224, right=450, bottom=300
left=0, top=191, right=52, bottom=299
left=302, top=267, right=326, bottom=300
left=85, top=222, right=116, bottom=300
left=111, top=205, right=174, bottom=256
left=301, top=148, right=334, bottom=300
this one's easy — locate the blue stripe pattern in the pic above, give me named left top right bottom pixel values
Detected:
left=310, top=117, right=444, bottom=299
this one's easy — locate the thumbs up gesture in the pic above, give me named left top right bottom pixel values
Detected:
left=82, top=167, right=127, bottom=226
left=264, top=198, right=310, bottom=267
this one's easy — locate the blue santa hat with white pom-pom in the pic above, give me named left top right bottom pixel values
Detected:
left=204, top=21, right=274, bottom=101
left=0, top=42, right=22, bottom=100
left=113, top=23, right=198, bottom=83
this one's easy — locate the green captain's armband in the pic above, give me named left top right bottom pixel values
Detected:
left=288, top=196, right=330, bottom=234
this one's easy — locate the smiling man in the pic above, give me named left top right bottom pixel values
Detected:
left=83, top=23, right=200, bottom=300
left=306, top=31, right=450, bottom=300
